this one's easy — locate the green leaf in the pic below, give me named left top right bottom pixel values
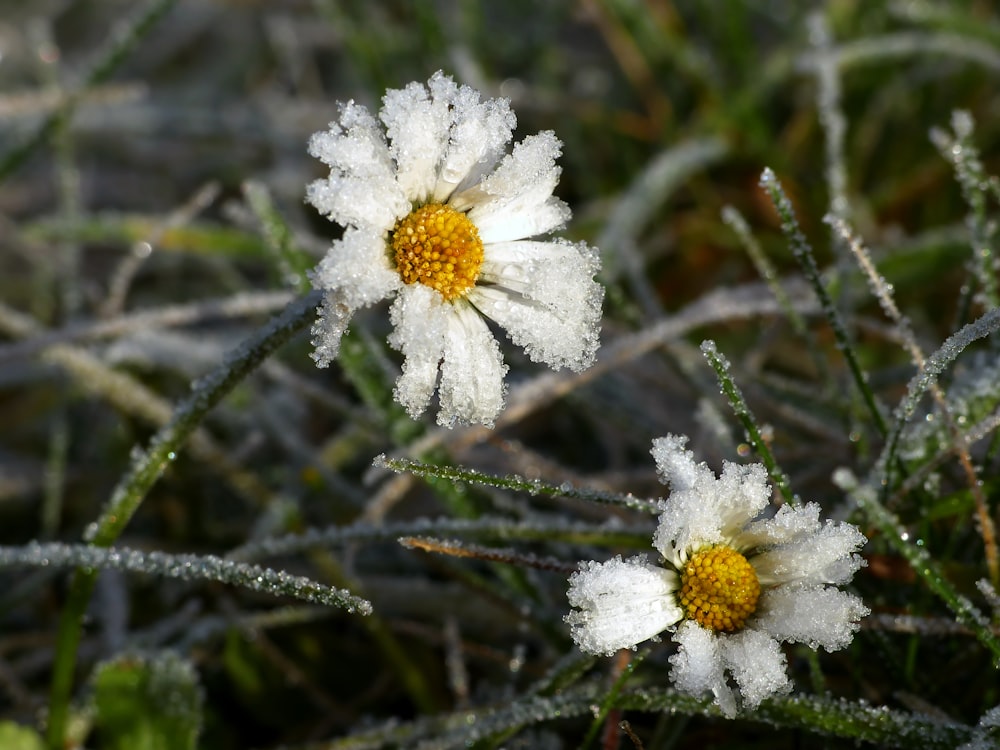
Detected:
left=92, top=652, right=203, bottom=750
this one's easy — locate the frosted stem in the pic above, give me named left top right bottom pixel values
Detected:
left=877, top=306, right=1000, bottom=493
left=373, top=455, right=659, bottom=513
left=759, top=168, right=889, bottom=437
left=320, top=682, right=977, bottom=748
left=831, top=214, right=999, bottom=586
left=930, top=111, right=1000, bottom=310
left=230, top=515, right=653, bottom=563
left=700, top=340, right=795, bottom=504
left=0, top=542, right=371, bottom=612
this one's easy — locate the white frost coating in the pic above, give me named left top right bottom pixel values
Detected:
left=465, top=133, right=571, bottom=242
left=432, top=89, right=516, bottom=202
left=380, top=73, right=454, bottom=203
left=756, top=585, right=869, bottom=650
left=751, top=520, right=867, bottom=586
left=387, top=285, right=450, bottom=418
left=305, top=71, right=604, bottom=427
left=566, top=433, right=869, bottom=717
left=310, top=293, right=351, bottom=367
left=652, top=434, right=771, bottom=560
left=310, top=229, right=399, bottom=310
left=721, top=628, right=791, bottom=711
left=737, top=503, right=820, bottom=548
left=670, top=621, right=735, bottom=716
left=307, top=103, right=409, bottom=230
left=565, top=556, right=682, bottom=656
left=436, top=304, right=507, bottom=427
left=469, top=240, right=602, bottom=371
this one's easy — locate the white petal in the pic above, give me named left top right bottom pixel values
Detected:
left=712, top=461, right=772, bottom=533
left=306, top=102, right=409, bottom=230
left=381, top=72, right=456, bottom=204
left=751, top=520, right=867, bottom=586
left=468, top=240, right=602, bottom=370
left=387, top=285, right=450, bottom=419
left=720, top=628, right=791, bottom=710
left=459, top=131, right=570, bottom=241
left=652, top=436, right=769, bottom=558
left=432, top=86, right=516, bottom=202
left=481, top=239, right=601, bottom=313
left=755, top=585, right=869, bottom=651
left=565, top=556, right=681, bottom=656
left=470, top=196, right=571, bottom=243
left=308, top=102, right=387, bottom=170
left=651, top=434, right=714, bottom=494
left=436, top=302, right=507, bottom=427
left=310, top=229, right=400, bottom=310
left=310, top=292, right=353, bottom=368
left=669, top=621, right=736, bottom=717
left=735, top=502, right=821, bottom=549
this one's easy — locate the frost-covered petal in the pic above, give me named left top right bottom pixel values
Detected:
left=468, top=240, right=602, bottom=370
left=473, top=198, right=571, bottom=244
left=387, top=284, right=450, bottom=419
left=652, top=434, right=709, bottom=494
left=719, top=628, right=791, bottom=710
left=669, top=621, right=735, bottom=717
left=432, top=86, right=516, bottom=202
left=735, top=502, right=821, bottom=550
left=565, top=556, right=682, bottom=656
left=306, top=102, right=409, bottom=230
left=308, top=102, right=389, bottom=172
left=751, top=520, right=867, bottom=586
left=310, top=292, right=353, bottom=368
left=310, top=229, right=400, bottom=310
left=755, top=584, right=869, bottom=651
left=468, top=286, right=600, bottom=371
left=436, top=302, right=507, bottom=427
left=381, top=72, right=456, bottom=204
left=458, top=132, right=570, bottom=241
left=482, top=239, right=602, bottom=314
left=652, top=435, right=770, bottom=558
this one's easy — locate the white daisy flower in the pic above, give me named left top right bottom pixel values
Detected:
left=566, top=434, right=869, bottom=717
left=305, top=71, right=603, bottom=427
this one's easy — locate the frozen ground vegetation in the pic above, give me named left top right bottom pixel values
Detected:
left=1, top=1, right=1000, bottom=749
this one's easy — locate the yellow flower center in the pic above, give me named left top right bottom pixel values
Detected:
left=679, top=545, right=761, bottom=633
left=390, top=203, right=484, bottom=301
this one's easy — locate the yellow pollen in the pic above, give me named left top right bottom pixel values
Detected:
left=679, top=545, right=761, bottom=633
left=390, top=203, right=484, bottom=301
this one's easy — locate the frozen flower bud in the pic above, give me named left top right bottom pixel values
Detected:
left=306, top=71, right=604, bottom=427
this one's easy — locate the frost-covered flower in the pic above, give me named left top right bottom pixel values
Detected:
left=566, top=434, right=869, bottom=717
left=305, top=71, right=603, bottom=427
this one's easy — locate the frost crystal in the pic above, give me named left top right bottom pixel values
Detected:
left=306, top=71, right=604, bottom=427
left=565, top=434, right=869, bottom=717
